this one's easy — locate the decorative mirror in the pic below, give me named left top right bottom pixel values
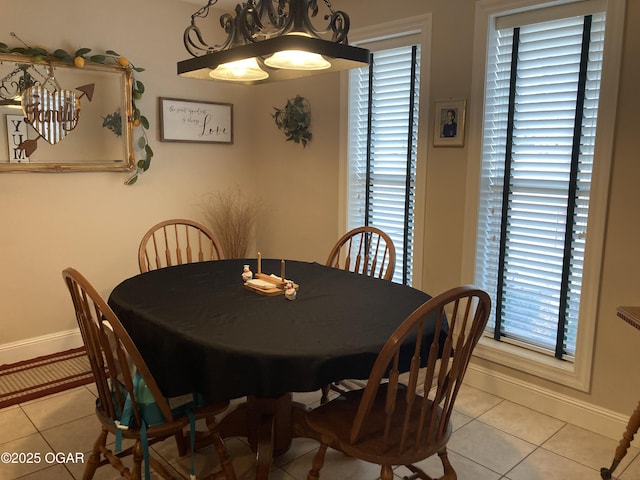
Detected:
left=0, top=52, right=135, bottom=172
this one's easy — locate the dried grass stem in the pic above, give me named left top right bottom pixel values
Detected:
left=203, top=188, right=260, bottom=259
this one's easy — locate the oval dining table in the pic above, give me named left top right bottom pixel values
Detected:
left=108, top=258, right=441, bottom=479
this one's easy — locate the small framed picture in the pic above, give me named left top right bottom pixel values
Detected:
left=159, top=97, right=233, bottom=144
left=433, top=99, right=466, bottom=147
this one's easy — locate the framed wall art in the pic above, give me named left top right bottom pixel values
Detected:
left=433, top=99, right=466, bottom=147
left=5, top=114, right=29, bottom=163
left=159, top=97, right=233, bottom=144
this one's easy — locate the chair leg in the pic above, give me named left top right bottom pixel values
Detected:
left=307, top=443, right=328, bottom=480
left=320, top=385, right=330, bottom=404
left=131, top=440, right=143, bottom=480
left=402, top=464, right=434, bottom=480
left=82, top=429, right=108, bottom=480
left=438, top=448, right=457, bottom=480
left=213, top=432, right=237, bottom=480
left=206, top=415, right=237, bottom=480
left=174, top=431, right=188, bottom=456
left=380, top=464, right=394, bottom=480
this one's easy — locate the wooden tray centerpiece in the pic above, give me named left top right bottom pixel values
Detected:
left=244, top=253, right=299, bottom=296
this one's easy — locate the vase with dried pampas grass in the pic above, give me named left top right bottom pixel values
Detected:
left=202, top=187, right=261, bottom=259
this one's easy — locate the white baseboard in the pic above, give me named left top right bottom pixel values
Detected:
left=0, top=329, right=83, bottom=366
left=465, top=362, right=639, bottom=447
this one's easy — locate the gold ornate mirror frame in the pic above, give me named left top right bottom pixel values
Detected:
left=0, top=53, right=135, bottom=173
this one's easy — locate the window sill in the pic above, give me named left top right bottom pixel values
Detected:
left=473, top=335, right=590, bottom=392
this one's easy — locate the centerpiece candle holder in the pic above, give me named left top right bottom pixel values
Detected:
left=244, top=253, right=299, bottom=296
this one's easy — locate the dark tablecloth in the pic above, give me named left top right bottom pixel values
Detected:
left=108, top=259, right=440, bottom=402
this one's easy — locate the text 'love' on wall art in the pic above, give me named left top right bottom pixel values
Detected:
left=159, top=97, right=233, bottom=144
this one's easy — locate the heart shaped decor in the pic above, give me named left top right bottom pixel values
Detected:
left=21, top=86, right=80, bottom=145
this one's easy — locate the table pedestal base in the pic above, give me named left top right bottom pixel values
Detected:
left=247, top=395, right=293, bottom=456
left=214, top=393, right=319, bottom=480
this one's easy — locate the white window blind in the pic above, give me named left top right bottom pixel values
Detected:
left=348, top=46, right=420, bottom=284
left=475, top=12, right=606, bottom=359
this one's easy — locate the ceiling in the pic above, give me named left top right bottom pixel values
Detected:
left=179, top=0, right=238, bottom=9
left=179, top=1, right=350, bottom=13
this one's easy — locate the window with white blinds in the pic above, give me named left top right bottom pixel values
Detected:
left=347, top=45, right=420, bottom=285
left=475, top=10, right=606, bottom=360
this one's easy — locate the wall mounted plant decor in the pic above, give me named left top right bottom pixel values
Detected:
left=0, top=33, right=152, bottom=184
left=272, top=95, right=311, bottom=148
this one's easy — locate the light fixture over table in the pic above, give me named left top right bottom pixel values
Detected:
left=177, top=0, right=371, bottom=84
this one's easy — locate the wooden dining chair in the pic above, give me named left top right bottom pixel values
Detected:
left=62, top=267, right=236, bottom=480
left=326, top=226, right=396, bottom=281
left=322, top=226, right=397, bottom=403
left=138, top=218, right=225, bottom=273
left=306, top=285, right=491, bottom=480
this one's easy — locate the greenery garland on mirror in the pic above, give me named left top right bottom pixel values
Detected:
left=0, top=33, right=152, bottom=184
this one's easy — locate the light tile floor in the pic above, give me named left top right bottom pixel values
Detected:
left=1, top=383, right=639, bottom=480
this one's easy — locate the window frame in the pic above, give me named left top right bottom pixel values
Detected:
left=339, top=15, right=432, bottom=290
left=462, top=0, right=625, bottom=391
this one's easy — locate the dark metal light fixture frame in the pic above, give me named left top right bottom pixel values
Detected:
left=177, top=0, right=370, bottom=84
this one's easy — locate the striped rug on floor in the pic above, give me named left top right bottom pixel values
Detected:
left=0, top=347, right=94, bottom=409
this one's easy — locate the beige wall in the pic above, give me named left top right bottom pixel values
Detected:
left=0, top=0, right=255, bottom=345
left=249, top=74, right=343, bottom=262
left=1, top=0, right=639, bottom=430
left=0, top=0, right=343, bottom=349
left=591, top=0, right=640, bottom=413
